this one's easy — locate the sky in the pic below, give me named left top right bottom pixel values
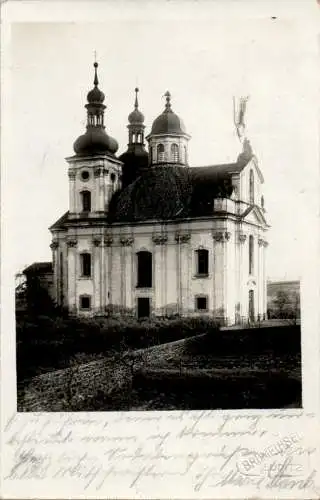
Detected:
left=5, top=12, right=320, bottom=281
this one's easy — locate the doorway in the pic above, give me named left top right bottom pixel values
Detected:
left=137, top=297, right=151, bottom=319
left=249, top=289, right=255, bottom=323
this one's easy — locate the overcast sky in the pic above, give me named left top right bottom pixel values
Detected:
left=6, top=10, right=319, bottom=281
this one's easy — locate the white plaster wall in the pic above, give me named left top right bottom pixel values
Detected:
left=67, top=156, right=122, bottom=216
left=54, top=210, right=267, bottom=323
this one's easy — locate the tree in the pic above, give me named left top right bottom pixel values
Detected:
left=272, top=290, right=300, bottom=323
left=273, top=290, right=289, bottom=318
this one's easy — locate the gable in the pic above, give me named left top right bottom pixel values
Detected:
left=242, top=156, right=264, bottom=184
left=241, top=205, right=268, bottom=227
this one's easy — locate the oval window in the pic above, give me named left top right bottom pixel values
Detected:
left=81, top=170, right=90, bottom=181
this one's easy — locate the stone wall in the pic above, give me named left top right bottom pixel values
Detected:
left=18, top=357, right=131, bottom=412
left=17, top=336, right=191, bottom=412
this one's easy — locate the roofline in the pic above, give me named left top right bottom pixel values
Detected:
left=65, top=154, right=124, bottom=166
left=52, top=211, right=269, bottom=231
left=145, top=132, right=191, bottom=141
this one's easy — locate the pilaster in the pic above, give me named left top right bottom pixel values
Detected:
left=153, top=232, right=168, bottom=314
left=120, top=236, right=134, bottom=310
left=66, top=238, right=78, bottom=313
left=238, top=231, right=247, bottom=322
left=212, top=230, right=231, bottom=323
left=68, top=170, right=76, bottom=214
left=50, top=239, right=59, bottom=306
left=175, top=231, right=190, bottom=315
left=92, top=236, right=103, bottom=312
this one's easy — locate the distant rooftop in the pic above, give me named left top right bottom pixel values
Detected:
left=23, top=262, right=53, bottom=275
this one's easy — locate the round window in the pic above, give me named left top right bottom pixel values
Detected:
left=81, top=170, right=90, bottom=181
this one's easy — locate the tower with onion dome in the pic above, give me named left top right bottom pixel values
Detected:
left=49, top=62, right=124, bottom=313
left=118, top=88, right=148, bottom=188
left=146, top=91, right=191, bottom=167
left=66, top=61, right=123, bottom=219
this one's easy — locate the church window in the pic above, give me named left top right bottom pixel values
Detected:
left=249, top=169, right=254, bottom=204
left=249, top=235, right=254, bottom=275
left=81, top=190, right=91, bottom=212
left=80, top=253, right=91, bottom=277
left=80, top=295, right=91, bottom=310
left=157, top=144, right=165, bottom=163
left=196, top=249, right=209, bottom=276
left=137, top=251, right=152, bottom=288
left=81, top=170, right=89, bottom=181
left=171, top=143, right=179, bottom=162
left=184, top=146, right=188, bottom=164
left=195, top=295, right=208, bottom=311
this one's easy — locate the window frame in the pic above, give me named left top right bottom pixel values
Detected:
left=195, top=248, right=209, bottom=277
left=79, top=294, right=91, bottom=311
left=157, top=143, right=165, bottom=163
left=195, top=295, right=209, bottom=312
left=136, top=250, right=153, bottom=288
left=249, top=235, right=254, bottom=275
left=80, top=190, right=91, bottom=213
left=80, top=252, right=92, bottom=278
left=249, top=169, right=254, bottom=204
left=171, top=143, right=179, bottom=162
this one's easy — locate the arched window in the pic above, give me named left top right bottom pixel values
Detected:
left=196, top=249, right=209, bottom=276
left=249, top=235, right=254, bottom=275
left=157, top=144, right=165, bottom=163
left=81, top=190, right=91, bottom=212
left=184, top=146, right=188, bottom=164
left=80, top=253, right=91, bottom=277
left=137, top=251, right=152, bottom=288
left=249, top=169, right=254, bottom=204
left=261, top=195, right=265, bottom=209
left=171, top=143, right=179, bottom=162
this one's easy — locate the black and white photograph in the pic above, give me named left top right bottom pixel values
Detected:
left=10, top=19, right=307, bottom=413
left=2, top=2, right=320, bottom=499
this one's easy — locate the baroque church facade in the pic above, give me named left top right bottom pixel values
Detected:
left=50, top=62, right=269, bottom=324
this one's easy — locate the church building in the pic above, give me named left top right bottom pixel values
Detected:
left=49, top=62, right=269, bottom=324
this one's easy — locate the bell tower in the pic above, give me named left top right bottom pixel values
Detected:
left=67, top=61, right=123, bottom=218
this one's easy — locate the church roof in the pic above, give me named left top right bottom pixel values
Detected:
left=147, top=91, right=188, bottom=137
left=107, top=162, right=242, bottom=223
left=23, top=262, right=53, bottom=275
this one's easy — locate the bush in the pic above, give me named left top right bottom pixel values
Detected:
left=16, top=313, right=221, bottom=380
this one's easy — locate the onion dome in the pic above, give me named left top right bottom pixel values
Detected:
left=119, top=87, right=148, bottom=188
left=128, top=87, right=145, bottom=124
left=150, top=91, right=187, bottom=135
left=73, top=62, right=118, bottom=156
left=87, top=62, right=105, bottom=103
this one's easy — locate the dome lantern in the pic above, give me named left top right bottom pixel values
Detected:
left=146, top=91, right=191, bottom=167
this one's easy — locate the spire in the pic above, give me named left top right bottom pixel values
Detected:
left=164, top=91, right=172, bottom=112
left=134, top=87, right=139, bottom=109
left=128, top=87, right=145, bottom=126
left=93, top=61, right=99, bottom=87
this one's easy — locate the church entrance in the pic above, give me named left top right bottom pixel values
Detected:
left=249, top=290, right=255, bottom=323
left=137, top=297, right=150, bottom=319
